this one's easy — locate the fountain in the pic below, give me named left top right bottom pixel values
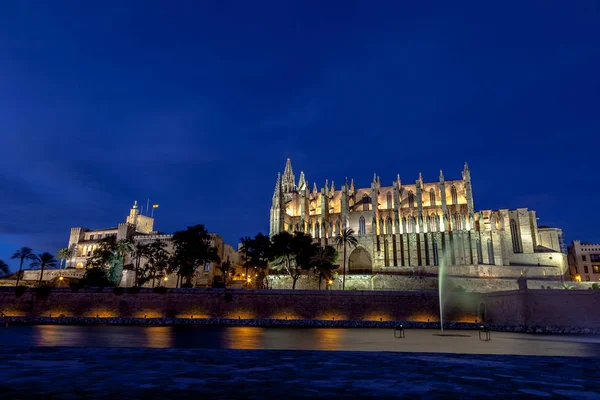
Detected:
left=438, top=255, right=446, bottom=332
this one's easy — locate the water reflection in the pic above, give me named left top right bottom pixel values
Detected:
left=223, top=326, right=264, bottom=349
left=2, top=325, right=600, bottom=357
left=145, top=327, right=174, bottom=348
left=34, top=325, right=84, bottom=347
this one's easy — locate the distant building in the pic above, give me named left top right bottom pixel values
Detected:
left=568, top=241, right=600, bottom=282
left=270, top=159, right=568, bottom=278
left=62, top=201, right=238, bottom=287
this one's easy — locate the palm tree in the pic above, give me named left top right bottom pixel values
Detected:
left=0, top=260, right=9, bottom=277
left=310, top=244, right=338, bottom=289
left=334, top=228, right=358, bottom=290
left=239, top=236, right=253, bottom=284
left=56, top=247, right=74, bottom=269
left=217, top=260, right=235, bottom=288
left=130, top=242, right=149, bottom=287
left=30, top=252, right=58, bottom=287
left=11, top=247, right=35, bottom=287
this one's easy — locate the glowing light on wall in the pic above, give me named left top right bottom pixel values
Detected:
left=316, top=312, right=346, bottom=321
left=409, top=313, right=439, bottom=322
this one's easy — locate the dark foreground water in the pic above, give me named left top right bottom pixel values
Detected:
left=2, top=325, right=600, bottom=357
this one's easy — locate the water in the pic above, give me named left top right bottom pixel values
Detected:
left=1, top=325, right=600, bottom=357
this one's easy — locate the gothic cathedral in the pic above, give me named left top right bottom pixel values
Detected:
left=269, top=159, right=567, bottom=275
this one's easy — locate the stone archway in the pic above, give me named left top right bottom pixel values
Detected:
left=348, top=247, right=372, bottom=274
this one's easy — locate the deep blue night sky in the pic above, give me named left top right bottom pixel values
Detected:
left=1, top=1, right=599, bottom=270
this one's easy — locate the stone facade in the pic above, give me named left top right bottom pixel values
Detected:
left=50, top=201, right=238, bottom=287
left=269, top=159, right=568, bottom=278
left=568, top=240, right=600, bottom=282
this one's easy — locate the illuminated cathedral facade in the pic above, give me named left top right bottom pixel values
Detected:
left=269, top=159, right=567, bottom=276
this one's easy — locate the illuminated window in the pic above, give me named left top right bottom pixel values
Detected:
left=430, top=215, right=437, bottom=232
left=362, top=194, right=370, bottom=211
left=454, top=213, right=462, bottom=230
left=408, top=191, right=415, bottom=208
left=408, top=217, right=415, bottom=233
left=510, top=219, right=522, bottom=253
left=386, top=192, right=392, bottom=209
left=451, top=185, right=458, bottom=204
left=593, top=265, right=600, bottom=273
left=359, top=216, right=366, bottom=235
left=429, top=189, right=436, bottom=206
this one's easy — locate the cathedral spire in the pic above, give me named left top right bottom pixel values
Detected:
left=462, top=162, right=471, bottom=182
left=298, top=171, right=307, bottom=191
left=272, top=173, right=282, bottom=200
left=281, top=158, right=295, bottom=193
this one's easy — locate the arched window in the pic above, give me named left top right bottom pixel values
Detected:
left=362, top=194, right=370, bottom=211
left=386, top=192, right=393, bottom=209
left=359, top=216, right=366, bottom=235
left=429, top=189, right=436, bottom=206
left=429, top=215, right=436, bottom=232
left=487, top=239, right=495, bottom=264
left=454, top=213, right=462, bottom=230
left=476, top=239, right=483, bottom=264
left=408, top=191, right=415, bottom=208
left=451, top=185, right=458, bottom=205
left=387, top=218, right=392, bottom=234
left=433, top=239, right=439, bottom=266
left=510, top=219, right=522, bottom=253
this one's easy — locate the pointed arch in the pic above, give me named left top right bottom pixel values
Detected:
left=429, top=189, right=436, bottom=206
left=451, top=185, right=458, bottom=204
left=510, top=219, right=522, bottom=253
left=362, top=193, right=370, bottom=211
left=359, top=216, right=366, bottom=235
left=386, top=192, right=393, bottom=209
left=408, top=191, right=415, bottom=208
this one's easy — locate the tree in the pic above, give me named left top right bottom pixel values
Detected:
left=83, top=267, right=113, bottom=287
left=171, top=225, right=220, bottom=287
left=56, top=246, right=75, bottom=269
left=85, top=237, right=132, bottom=286
left=11, top=247, right=35, bottom=287
left=0, top=260, right=9, bottom=277
left=334, top=228, right=358, bottom=290
left=141, top=240, right=171, bottom=288
left=270, top=231, right=313, bottom=289
left=217, top=260, right=235, bottom=288
left=130, top=242, right=150, bottom=287
left=30, top=252, right=58, bottom=287
left=240, top=233, right=272, bottom=288
left=310, top=244, right=338, bottom=289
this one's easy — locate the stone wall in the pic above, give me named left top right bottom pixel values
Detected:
left=485, top=290, right=600, bottom=329
left=268, top=274, right=592, bottom=292
left=0, top=288, right=481, bottom=323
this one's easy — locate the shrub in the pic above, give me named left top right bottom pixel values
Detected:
left=83, top=267, right=114, bottom=288
left=113, top=287, right=124, bottom=296
left=591, top=283, right=600, bottom=291
left=180, top=282, right=193, bottom=289
left=153, top=286, right=168, bottom=294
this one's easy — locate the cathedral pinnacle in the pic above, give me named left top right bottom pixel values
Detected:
left=298, top=171, right=307, bottom=191
left=281, top=158, right=295, bottom=193
left=313, top=182, right=317, bottom=194
left=350, top=178, right=355, bottom=193
left=330, top=180, right=335, bottom=193
left=439, top=170, right=445, bottom=181
left=272, top=173, right=282, bottom=199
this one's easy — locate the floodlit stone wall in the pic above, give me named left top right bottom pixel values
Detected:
left=0, top=288, right=481, bottom=323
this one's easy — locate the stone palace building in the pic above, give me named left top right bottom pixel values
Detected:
left=269, top=159, right=567, bottom=279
